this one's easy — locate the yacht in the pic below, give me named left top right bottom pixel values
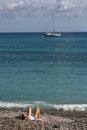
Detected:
left=42, top=32, right=61, bottom=37
left=42, top=16, right=61, bottom=37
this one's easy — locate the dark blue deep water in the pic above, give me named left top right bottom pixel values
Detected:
left=0, top=32, right=87, bottom=110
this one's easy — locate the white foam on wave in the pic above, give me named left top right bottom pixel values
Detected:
left=0, top=101, right=32, bottom=108
left=0, top=101, right=46, bottom=108
left=51, top=104, right=87, bottom=111
left=0, top=101, right=87, bottom=111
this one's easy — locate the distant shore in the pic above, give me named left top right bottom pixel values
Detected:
left=0, top=109, right=87, bottom=130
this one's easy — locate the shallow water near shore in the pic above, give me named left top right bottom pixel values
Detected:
left=0, top=32, right=87, bottom=110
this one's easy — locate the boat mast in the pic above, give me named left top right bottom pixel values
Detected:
left=53, top=15, right=55, bottom=33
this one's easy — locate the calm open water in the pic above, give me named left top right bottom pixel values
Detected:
left=0, top=32, right=87, bottom=110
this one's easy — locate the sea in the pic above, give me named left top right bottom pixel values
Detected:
left=0, top=32, right=87, bottom=111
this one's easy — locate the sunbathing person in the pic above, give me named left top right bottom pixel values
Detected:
left=22, top=107, right=41, bottom=121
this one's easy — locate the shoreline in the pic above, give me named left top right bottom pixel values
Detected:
left=1, top=102, right=87, bottom=111
left=0, top=109, right=87, bottom=130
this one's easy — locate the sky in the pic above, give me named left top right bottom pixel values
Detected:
left=0, top=0, right=87, bottom=32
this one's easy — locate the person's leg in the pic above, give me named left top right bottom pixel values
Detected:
left=27, top=107, right=32, bottom=115
left=35, top=107, right=41, bottom=119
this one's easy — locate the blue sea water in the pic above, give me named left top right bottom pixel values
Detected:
left=0, top=32, right=87, bottom=110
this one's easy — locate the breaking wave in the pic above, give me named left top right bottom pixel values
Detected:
left=0, top=101, right=87, bottom=111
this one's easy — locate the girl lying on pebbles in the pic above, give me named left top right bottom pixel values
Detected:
left=22, top=107, right=42, bottom=121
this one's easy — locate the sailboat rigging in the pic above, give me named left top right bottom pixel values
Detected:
left=42, top=16, right=61, bottom=37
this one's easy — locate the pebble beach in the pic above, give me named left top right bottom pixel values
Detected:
left=0, top=109, right=87, bottom=130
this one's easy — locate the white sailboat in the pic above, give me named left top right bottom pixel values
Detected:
left=43, top=32, right=61, bottom=37
left=42, top=17, right=61, bottom=37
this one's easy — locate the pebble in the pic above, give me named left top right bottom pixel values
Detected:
left=0, top=110, right=87, bottom=130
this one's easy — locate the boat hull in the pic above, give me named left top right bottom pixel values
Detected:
left=42, top=32, right=61, bottom=37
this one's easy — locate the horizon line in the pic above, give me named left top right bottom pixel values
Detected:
left=0, top=31, right=87, bottom=33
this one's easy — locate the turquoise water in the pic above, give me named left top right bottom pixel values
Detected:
left=0, top=32, right=87, bottom=110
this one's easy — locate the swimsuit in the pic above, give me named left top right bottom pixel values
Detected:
left=28, top=115, right=37, bottom=120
